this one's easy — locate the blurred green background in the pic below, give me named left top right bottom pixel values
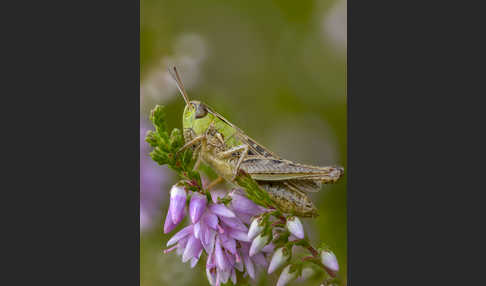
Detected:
left=140, top=0, right=346, bottom=285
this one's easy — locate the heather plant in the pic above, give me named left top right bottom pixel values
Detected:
left=145, top=105, right=341, bottom=286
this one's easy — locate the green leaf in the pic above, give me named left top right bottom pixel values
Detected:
left=169, top=128, right=184, bottom=150
left=235, top=170, right=276, bottom=209
left=150, top=150, right=168, bottom=166
left=145, top=130, right=160, bottom=147
left=149, top=105, right=169, bottom=140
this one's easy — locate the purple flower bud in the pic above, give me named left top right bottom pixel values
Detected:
left=268, top=247, right=290, bottom=274
left=190, top=249, right=202, bottom=268
left=225, top=249, right=236, bottom=265
left=189, top=192, right=207, bottom=223
left=218, top=268, right=230, bottom=284
left=276, top=265, right=298, bottom=286
left=252, top=252, right=268, bottom=267
left=248, top=218, right=264, bottom=240
left=242, top=250, right=255, bottom=279
left=286, top=216, right=304, bottom=239
left=209, top=204, right=236, bottom=218
left=202, top=212, right=219, bottom=230
left=230, top=269, right=237, bottom=284
left=193, top=221, right=201, bottom=238
left=176, top=236, right=189, bottom=256
left=163, top=245, right=178, bottom=254
left=166, top=225, right=193, bottom=246
left=206, top=267, right=216, bottom=286
left=299, top=267, right=314, bottom=280
left=229, top=192, right=263, bottom=215
left=169, top=184, right=187, bottom=224
left=219, top=233, right=237, bottom=254
left=202, top=229, right=217, bottom=254
left=207, top=249, right=216, bottom=268
left=233, top=249, right=243, bottom=266
left=232, top=211, right=253, bottom=224
left=215, top=238, right=229, bottom=271
left=182, top=235, right=202, bottom=263
left=249, top=233, right=270, bottom=256
left=163, top=205, right=177, bottom=234
left=234, top=259, right=244, bottom=272
left=262, top=243, right=275, bottom=253
left=219, top=216, right=248, bottom=232
left=227, top=228, right=249, bottom=242
left=320, top=250, right=339, bottom=273
left=210, top=189, right=226, bottom=203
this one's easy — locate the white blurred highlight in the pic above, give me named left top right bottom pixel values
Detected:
left=140, top=33, right=207, bottom=103
left=323, top=0, right=347, bottom=52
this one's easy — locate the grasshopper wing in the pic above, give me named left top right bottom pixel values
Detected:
left=207, top=106, right=279, bottom=157
left=205, top=106, right=281, bottom=159
left=284, top=179, right=322, bottom=193
left=234, top=131, right=281, bottom=159
left=240, top=157, right=344, bottom=184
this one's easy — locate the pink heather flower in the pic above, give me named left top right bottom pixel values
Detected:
left=169, top=183, right=186, bottom=224
left=189, top=192, right=207, bottom=223
left=219, top=216, right=248, bottom=232
left=286, top=216, right=305, bottom=239
left=163, top=204, right=179, bottom=234
left=276, top=264, right=298, bottom=286
left=248, top=217, right=264, bottom=240
left=209, top=203, right=236, bottom=218
left=268, top=247, right=290, bottom=274
left=163, top=185, right=269, bottom=286
left=298, top=267, right=314, bottom=281
left=321, top=249, right=339, bottom=273
left=262, top=243, right=275, bottom=253
left=166, top=225, right=194, bottom=247
left=249, top=233, right=270, bottom=257
left=238, top=242, right=268, bottom=279
left=182, top=235, right=203, bottom=263
left=229, top=192, right=265, bottom=215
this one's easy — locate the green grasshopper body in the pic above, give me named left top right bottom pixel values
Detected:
left=169, top=67, right=344, bottom=217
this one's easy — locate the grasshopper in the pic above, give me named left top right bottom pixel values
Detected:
left=168, top=66, right=344, bottom=217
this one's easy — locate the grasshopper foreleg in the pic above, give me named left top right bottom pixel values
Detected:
left=177, top=135, right=205, bottom=171
left=193, top=153, right=202, bottom=170
left=192, top=144, right=201, bottom=161
left=177, top=135, right=205, bottom=153
left=217, top=144, right=249, bottom=180
left=206, top=176, right=223, bottom=191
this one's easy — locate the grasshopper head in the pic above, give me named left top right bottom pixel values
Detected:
left=182, top=100, right=215, bottom=136
left=167, top=66, right=217, bottom=138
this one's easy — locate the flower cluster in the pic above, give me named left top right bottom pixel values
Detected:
left=246, top=211, right=340, bottom=286
left=163, top=183, right=273, bottom=285
left=163, top=181, right=340, bottom=286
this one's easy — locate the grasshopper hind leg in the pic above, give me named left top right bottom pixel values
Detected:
left=258, top=181, right=318, bottom=217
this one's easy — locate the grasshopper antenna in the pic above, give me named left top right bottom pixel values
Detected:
left=168, top=65, right=192, bottom=108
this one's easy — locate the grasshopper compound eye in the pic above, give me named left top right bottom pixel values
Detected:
left=195, top=103, right=208, bottom=119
